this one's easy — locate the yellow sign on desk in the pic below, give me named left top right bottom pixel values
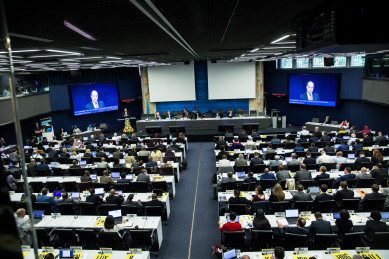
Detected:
left=94, top=254, right=112, bottom=259
left=126, top=254, right=135, bottom=259
left=332, top=252, right=352, bottom=259
left=74, top=252, right=83, bottom=259
left=262, top=255, right=272, bottom=259
left=360, top=253, right=383, bottom=259
left=39, top=253, right=53, bottom=259
left=293, top=256, right=310, bottom=259
left=22, top=252, right=29, bottom=258
left=94, top=218, right=106, bottom=226
left=240, top=192, right=247, bottom=197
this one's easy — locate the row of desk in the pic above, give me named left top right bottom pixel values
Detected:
left=240, top=250, right=388, bottom=259
left=24, top=249, right=150, bottom=259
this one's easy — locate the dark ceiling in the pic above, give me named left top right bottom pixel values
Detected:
left=2, top=0, right=385, bottom=72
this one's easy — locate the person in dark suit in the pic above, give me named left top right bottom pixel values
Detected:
left=323, top=142, right=334, bottom=153
left=96, top=147, right=108, bottom=160
left=371, top=163, right=388, bottom=185
left=315, top=166, right=330, bottom=183
left=86, top=188, right=103, bottom=205
left=299, top=81, right=320, bottom=101
left=80, top=170, right=92, bottom=182
left=323, top=116, right=331, bottom=124
left=117, top=172, right=131, bottom=183
left=278, top=217, right=309, bottom=235
left=354, top=151, right=370, bottom=170
left=112, top=148, right=123, bottom=159
left=238, top=130, right=248, bottom=141
left=250, top=152, right=264, bottom=169
left=293, top=143, right=304, bottom=152
left=57, top=192, right=75, bottom=205
left=362, top=132, right=374, bottom=145
left=364, top=210, right=388, bottom=241
left=137, top=169, right=150, bottom=184
left=226, top=110, right=234, bottom=118
left=320, top=131, right=331, bottom=142
left=308, top=143, right=318, bottom=153
left=334, top=181, right=354, bottom=204
left=360, top=184, right=385, bottom=210
left=48, top=147, right=58, bottom=161
left=291, top=184, right=312, bottom=202
left=85, top=90, right=105, bottom=109
left=314, top=184, right=334, bottom=208
left=69, top=160, right=81, bottom=169
left=294, top=164, right=312, bottom=185
left=146, top=193, right=164, bottom=211
left=336, top=142, right=349, bottom=152
left=123, top=108, right=130, bottom=118
left=252, top=209, right=271, bottom=230
left=333, top=167, right=356, bottom=188
left=243, top=171, right=256, bottom=183
left=123, top=194, right=144, bottom=214
left=335, top=209, right=353, bottom=238
left=309, top=211, right=332, bottom=238
left=353, top=139, right=363, bottom=156
left=215, top=136, right=227, bottom=149
left=105, top=189, right=124, bottom=205
left=228, top=189, right=251, bottom=206
left=27, top=158, right=37, bottom=176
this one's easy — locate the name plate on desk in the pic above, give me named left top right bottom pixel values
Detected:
left=300, top=211, right=311, bottom=217
left=331, top=251, right=352, bottom=259
left=360, top=253, right=383, bottom=259
left=70, top=246, right=83, bottom=253
left=51, top=213, right=61, bottom=218
left=42, top=246, right=55, bottom=253
left=94, top=254, right=112, bottom=259
left=261, top=249, right=274, bottom=255
left=294, top=247, right=308, bottom=254
left=326, top=247, right=340, bottom=254
left=274, top=212, right=285, bottom=218
left=356, top=247, right=370, bottom=253
left=128, top=248, right=142, bottom=254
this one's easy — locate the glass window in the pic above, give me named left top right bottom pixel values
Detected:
left=334, top=56, right=346, bottom=67
left=312, top=57, right=324, bottom=68
left=280, top=58, right=292, bottom=69
left=296, top=58, right=309, bottom=68
left=350, top=55, right=365, bottom=67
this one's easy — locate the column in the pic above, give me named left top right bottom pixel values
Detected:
left=249, top=61, right=264, bottom=114
left=140, top=67, right=156, bottom=114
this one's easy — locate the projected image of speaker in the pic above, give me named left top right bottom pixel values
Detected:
left=324, top=57, right=334, bottom=67
left=218, top=124, right=234, bottom=133
left=146, top=126, right=162, bottom=136
left=242, top=123, right=259, bottom=132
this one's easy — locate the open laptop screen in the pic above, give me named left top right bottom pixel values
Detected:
left=285, top=209, right=299, bottom=218
left=108, top=209, right=122, bottom=218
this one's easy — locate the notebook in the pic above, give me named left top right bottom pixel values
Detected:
left=285, top=209, right=299, bottom=225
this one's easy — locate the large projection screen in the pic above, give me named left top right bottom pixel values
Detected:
left=148, top=63, right=196, bottom=102
left=207, top=61, right=256, bottom=100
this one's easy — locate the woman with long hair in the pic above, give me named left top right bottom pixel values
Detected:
left=269, top=183, right=285, bottom=202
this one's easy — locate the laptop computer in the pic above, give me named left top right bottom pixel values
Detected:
left=114, top=190, right=123, bottom=197
left=79, top=160, right=87, bottom=166
left=226, top=215, right=240, bottom=223
left=43, top=145, right=49, bottom=149
left=53, top=191, right=61, bottom=198
left=91, top=151, right=97, bottom=156
left=111, top=172, right=120, bottom=179
left=92, top=143, right=97, bottom=147
left=343, top=136, right=350, bottom=140
left=334, top=144, right=340, bottom=149
left=119, top=159, right=126, bottom=165
left=90, top=174, right=97, bottom=180
left=153, top=189, right=163, bottom=197
left=33, top=210, right=44, bottom=223
left=103, top=143, right=108, bottom=147
left=223, top=249, right=237, bottom=259
left=285, top=209, right=299, bottom=225
left=333, top=212, right=341, bottom=219
left=222, top=173, right=228, bottom=179
left=83, top=137, right=88, bottom=141
left=105, top=152, right=110, bottom=156
left=332, top=137, right=337, bottom=141
left=95, top=188, right=104, bottom=196
left=126, top=174, right=133, bottom=180
left=108, top=209, right=123, bottom=224
left=309, top=186, right=320, bottom=196
left=237, top=171, right=245, bottom=178
left=59, top=249, right=74, bottom=259
left=50, top=162, right=57, bottom=167
left=262, top=147, right=268, bottom=152
left=347, top=153, right=355, bottom=159
left=381, top=212, right=389, bottom=222
left=285, top=157, right=292, bottom=162
left=71, top=192, right=80, bottom=199
left=23, top=145, right=30, bottom=149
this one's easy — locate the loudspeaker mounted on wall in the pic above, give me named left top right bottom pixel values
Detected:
left=324, top=57, right=334, bottom=67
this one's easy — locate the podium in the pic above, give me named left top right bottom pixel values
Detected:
left=272, top=116, right=286, bottom=128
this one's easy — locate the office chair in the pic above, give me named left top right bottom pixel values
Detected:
left=35, top=228, right=53, bottom=248
left=259, top=179, right=276, bottom=189
left=241, top=182, right=256, bottom=191
left=316, top=200, right=336, bottom=213
left=252, top=164, right=267, bottom=174
left=305, top=164, right=320, bottom=171
left=35, top=169, right=49, bottom=177
left=312, top=234, right=338, bottom=250
left=129, top=229, right=158, bottom=256
left=115, top=183, right=133, bottom=192
left=57, top=203, right=75, bottom=215
left=78, top=201, right=98, bottom=215
left=99, top=123, right=107, bottom=133
left=98, top=231, right=128, bottom=250
left=284, top=233, right=308, bottom=251
left=356, top=178, right=375, bottom=188
left=317, top=178, right=334, bottom=188
left=223, top=231, right=245, bottom=249
left=287, top=164, right=300, bottom=172
left=250, top=230, right=273, bottom=250
left=94, top=182, right=111, bottom=192
left=99, top=204, right=121, bottom=216
left=234, top=165, right=250, bottom=173
left=53, top=229, right=79, bottom=248
left=229, top=204, right=248, bottom=215
left=144, top=205, right=164, bottom=217
left=370, top=232, right=389, bottom=249
left=320, top=163, right=337, bottom=170
left=30, top=182, right=45, bottom=193
left=252, top=201, right=270, bottom=215
left=34, top=202, right=52, bottom=215
left=361, top=198, right=385, bottom=212
left=121, top=205, right=142, bottom=216
left=270, top=201, right=289, bottom=214
left=340, top=198, right=360, bottom=211
left=62, top=181, right=79, bottom=192
left=152, top=181, right=168, bottom=193
left=221, top=182, right=237, bottom=192
left=299, top=180, right=314, bottom=189
left=133, top=181, right=149, bottom=193
left=75, top=229, right=99, bottom=249
left=341, top=232, right=365, bottom=249
left=293, top=201, right=314, bottom=212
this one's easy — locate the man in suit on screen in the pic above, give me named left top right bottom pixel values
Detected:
left=85, top=90, right=105, bottom=109
left=299, top=81, right=320, bottom=101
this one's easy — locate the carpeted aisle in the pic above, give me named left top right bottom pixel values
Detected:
left=157, top=142, right=219, bottom=259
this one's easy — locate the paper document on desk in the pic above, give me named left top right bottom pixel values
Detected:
left=239, top=215, right=252, bottom=223
left=276, top=218, right=289, bottom=226
left=360, top=253, right=383, bottom=259
left=94, top=218, right=105, bottom=226
left=350, top=215, right=362, bottom=223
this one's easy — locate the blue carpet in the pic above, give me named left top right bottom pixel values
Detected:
left=157, top=142, right=219, bottom=259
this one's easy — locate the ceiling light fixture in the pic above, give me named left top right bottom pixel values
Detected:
left=250, top=48, right=259, bottom=52
left=271, top=35, right=290, bottom=44
left=262, top=46, right=295, bottom=49
left=29, top=54, right=81, bottom=58
left=9, top=33, right=54, bottom=42
left=0, top=49, right=40, bottom=54
left=64, top=20, right=97, bottom=41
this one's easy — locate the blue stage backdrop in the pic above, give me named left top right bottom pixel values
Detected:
left=156, top=62, right=249, bottom=114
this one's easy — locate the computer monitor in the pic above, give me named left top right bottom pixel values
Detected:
left=50, top=162, right=57, bottom=167
left=36, top=162, right=41, bottom=165
left=348, top=153, right=355, bottom=159
left=108, top=209, right=122, bottom=218
left=111, top=172, right=120, bottom=178
left=262, top=147, right=268, bottom=152
left=90, top=174, right=97, bottom=180
left=54, top=144, right=60, bottom=149
left=79, top=160, right=87, bottom=166
left=114, top=190, right=123, bottom=196
left=126, top=174, right=133, bottom=180
left=71, top=192, right=80, bottom=199
left=334, top=144, right=340, bottom=149
left=60, top=249, right=74, bottom=259
left=23, top=145, right=30, bottom=149
left=285, top=157, right=292, bottom=162
left=309, top=186, right=320, bottom=193
left=146, top=126, right=162, bottom=135
left=332, top=137, right=337, bottom=141
left=83, top=137, right=88, bottom=141
left=43, top=145, right=49, bottom=149
left=92, top=143, right=97, bottom=147
left=53, top=191, right=61, bottom=197
left=237, top=171, right=245, bottom=178
left=103, top=143, right=108, bottom=147
left=343, top=135, right=350, bottom=140
left=381, top=212, right=389, bottom=219
left=91, top=151, right=97, bottom=156
left=226, top=215, right=239, bottom=223
left=333, top=212, right=341, bottom=219
left=79, top=153, right=84, bottom=158
left=285, top=209, right=299, bottom=218
left=33, top=210, right=44, bottom=218
left=105, top=152, right=110, bottom=156
left=223, top=249, right=237, bottom=259
left=119, top=159, right=126, bottom=165
left=222, top=173, right=228, bottom=178
left=95, top=188, right=104, bottom=195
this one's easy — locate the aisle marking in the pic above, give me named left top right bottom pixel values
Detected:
left=187, top=143, right=202, bottom=259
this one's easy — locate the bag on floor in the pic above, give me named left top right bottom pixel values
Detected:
left=181, top=159, right=187, bottom=170
left=211, top=173, right=217, bottom=184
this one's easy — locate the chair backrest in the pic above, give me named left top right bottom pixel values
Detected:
left=362, top=198, right=385, bottom=212
left=121, top=205, right=140, bottom=216
left=317, top=200, right=336, bottom=213
left=144, top=205, right=163, bottom=217
left=252, top=201, right=270, bottom=215
left=98, top=231, right=123, bottom=250
left=317, top=178, right=334, bottom=187
left=339, top=163, right=355, bottom=171
left=62, top=181, right=79, bottom=192
left=356, top=178, right=375, bottom=188
left=371, top=232, right=389, bottom=249
left=284, top=233, right=308, bottom=250
left=34, top=202, right=52, bottom=215
left=251, top=230, right=273, bottom=250
left=252, top=164, right=267, bottom=173
left=54, top=229, right=78, bottom=246
left=152, top=181, right=168, bottom=192
left=75, top=229, right=98, bottom=250
left=229, top=204, right=248, bottom=215
left=79, top=202, right=98, bottom=215
left=341, top=232, right=365, bottom=249
left=340, top=199, right=360, bottom=211
left=270, top=201, right=289, bottom=214
left=223, top=231, right=245, bottom=249
left=320, top=163, right=336, bottom=170
left=241, top=182, right=256, bottom=191
left=115, top=183, right=133, bottom=192
left=57, top=203, right=75, bottom=215
left=129, top=229, right=153, bottom=247
left=259, top=179, right=276, bottom=189
left=35, top=228, right=51, bottom=247
left=287, top=164, right=300, bottom=172
left=133, top=181, right=149, bottom=193
left=293, top=201, right=314, bottom=212
left=305, top=164, right=320, bottom=171
left=299, top=180, right=314, bottom=189
left=313, top=234, right=338, bottom=250
left=99, top=204, right=121, bottom=215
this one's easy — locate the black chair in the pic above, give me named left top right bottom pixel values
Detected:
left=287, top=164, right=300, bottom=172
left=35, top=169, right=49, bottom=176
left=98, top=231, right=128, bottom=250
left=259, top=179, right=276, bottom=189
left=144, top=205, right=164, bottom=218
left=341, top=232, right=365, bottom=249
left=35, top=228, right=53, bottom=248
left=340, top=199, right=360, bottom=211
left=133, top=181, right=149, bottom=193
left=62, top=181, right=79, bottom=192
left=223, top=231, right=245, bottom=249
left=252, top=164, right=267, bottom=174
left=252, top=201, right=270, bottom=215
left=359, top=162, right=373, bottom=170
left=57, top=203, right=75, bottom=215
left=79, top=202, right=98, bottom=215
left=305, top=164, right=320, bottom=171
left=241, top=182, right=256, bottom=191
left=356, top=178, right=375, bottom=188
left=293, top=201, right=314, bottom=212
left=53, top=229, right=79, bottom=248
left=345, top=178, right=357, bottom=188
left=99, top=204, right=121, bottom=216
left=317, top=178, right=334, bottom=188
left=312, top=234, right=338, bottom=250
left=94, top=182, right=111, bottom=192
left=75, top=229, right=99, bottom=249
left=370, top=232, right=389, bottom=249
left=270, top=201, right=289, bottom=214
left=320, top=163, right=337, bottom=171
left=361, top=199, right=385, bottom=212
left=284, top=233, right=308, bottom=251
left=34, top=202, right=52, bottom=215
left=129, top=229, right=158, bottom=256
left=45, top=181, right=62, bottom=192
left=229, top=204, right=248, bottom=215
left=68, top=168, right=82, bottom=176
left=121, top=205, right=141, bottom=216
left=300, top=180, right=314, bottom=189
left=221, top=182, right=237, bottom=191
left=316, top=200, right=336, bottom=213
left=235, top=165, right=250, bottom=173
left=115, top=183, right=133, bottom=192
left=152, top=181, right=168, bottom=193
left=251, top=230, right=273, bottom=250
left=339, top=163, right=355, bottom=171
left=30, top=182, right=45, bottom=193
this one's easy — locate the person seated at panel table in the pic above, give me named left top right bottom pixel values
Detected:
left=215, top=110, right=223, bottom=118
left=182, top=107, right=188, bottom=113
left=85, top=90, right=105, bottom=109
left=155, top=112, right=162, bottom=120
left=299, top=81, right=320, bottom=101
left=226, top=110, right=234, bottom=118
left=269, top=184, right=285, bottom=202
left=340, top=118, right=350, bottom=128
left=363, top=210, right=388, bottom=242
left=323, top=115, right=331, bottom=124
left=375, top=132, right=387, bottom=143
left=360, top=125, right=371, bottom=134
left=218, top=211, right=243, bottom=232
left=314, top=166, right=330, bottom=183
left=371, top=149, right=384, bottom=166
left=183, top=111, right=191, bottom=119
left=251, top=185, right=266, bottom=202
